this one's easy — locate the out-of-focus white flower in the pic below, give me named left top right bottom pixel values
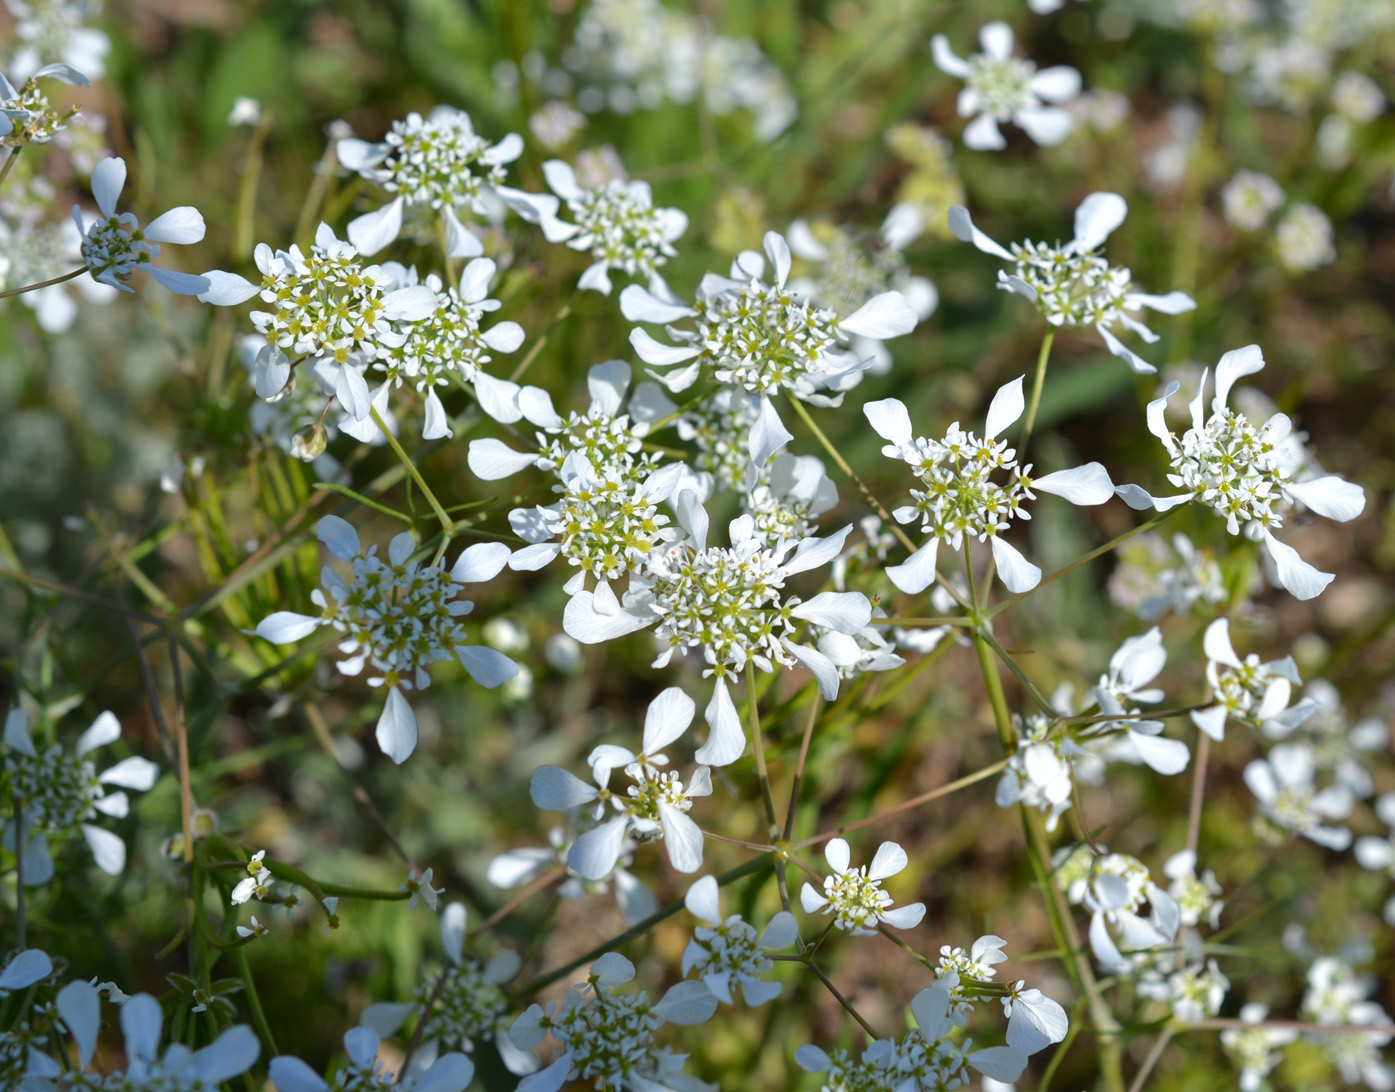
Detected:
left=527, top=101, right=585, bottom=149
left=1163, top=849, right=1224, bottom=930
left=1355, top=794, right=1395, bottom=925
left=1266, top=678, right=1388, bottom=799
left=1275, top=203, right=1336, bottom=272
left=867, top=376, right=1116, bottom=595
left=74, top=157, right=210, bottom=296
left=531, top=687, right=711, bottom=878
left=2, top=707, right=159, bottom=884
left=247, top=516, right=519, bottom=764
left=5, top=0, right=111, bottom=83
left=1079, top=852, right=1181, bottom=972
left=950, top=192, right=1195, bottom=374
left=1300, top=956, right=1395, bottom=1089
left=507, top=953, right=716, bottom=1092
left=543, top=633, right=583, bottom=674
left=236, top=915, right=269, bottom=939
left=538, top=157, right=686, bottom=295
left=1191, top=618, right=1304, bottom=740
left=996, top=716, right=1089, bottom=831
left=931, top=21, right=1081, bottom=149
left=0, top=215, right=117, bottom=331
left=1121, top=345, right=1366, bottom=599
left=401, top=866, right=445, bottom=911
left=1221, top=169, right=1285, bottom=231
left=1244, top=741, right=1353, bottom=849
left=622, top=229, right=919, bottom=465
left=681, top=874, right=797, bottom=1005
left=799, top=837, right=926, bottom=934
left=270, top=1024, right=473, bottom=1092
left=227, top=96, right=262, bottom=127
left=0, top=62, right=89, bottom=145
left=1222, top=1002, right=1298, bottom=1092
left=1089, top=626, right=1191, bottom=775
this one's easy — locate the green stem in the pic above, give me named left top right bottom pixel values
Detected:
left=747, top=664, right=791, bottom=912
left=0, top=145, right=22, bottom=188
left=1020, top=329, right=1055, bottom=455
left=235, top=947, right=279, bottom=1056
left=508, top=295, right=575, bottom=384
left=370, top=406, right=453, bottom=539
left=0, top=266, right=86, bottom=300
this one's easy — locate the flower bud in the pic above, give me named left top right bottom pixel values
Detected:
left=291, top=422, right=328, bottom=462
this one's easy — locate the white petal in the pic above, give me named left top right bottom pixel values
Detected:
left=198, top=270, right=260, bottom=306
left=382, top=284, right=438, bottom=323
left=99, top=757, right=160, bottom=790
left=643, top=687, right=696, bottom=755
left=472, top=371, right=523, bottom=423
left=659, top=803, right=704, bottom=873
left=336, top=139, right=390, bottom=172
left=121, top=993, right=164, bottom=1068
left=443, top=205, right=484, bottom=258
left=867, top=841, right=907, bottom=881
left=825, top=837, right=851, bottom=875
left=968, top=1046, right=1028, bottom=1083
left=147, top=267, right=212, bottom=296
left=790, top=591, right=872, bottom=634
left=1034, top=462, right=1114, bottom=505
left=567, top=816, right=628, bottom=880
left=1099, top=324, right=1156, bottom=374
left=887, top=538, right=940, bottom=594
left=1130, top=731, right=1190, bottom=775
left=1287, top=476, right=1365, bottom=522
left=458, top=257, right=498, bottom=303
left=375, top=686, right=418, bottom=764
left=75, top=710, right=122, bottom=756
left=456, top=645, right=519, bottom=688
left=980, top=21, right=1015, bottom=59
left=143, top=206, right=206, bottom=245
left=1263, top=530, right=1334, bottom=600
left=335, top=364, right=373, bottom=422
left=422, top=389, right=452, bottom=440
left=90, top=157, right=126, bottom=218
left=58, top=981, right=100, bottom=1068
left=1212, top=344, right=1265, bottom=410
left=531, top=765, right=600, bottom=811
left=0, top=949, right=52, bottom=991
left=786, top=642, right=842, bottom=700
left=684, top=875, right=722, bottom=923
left=864, top=397, right=914, bottom=447
left=269, top=1057, right=330, bottom=1092
left=1015, top=106, right=1074, bottom=146
left=695, top=677, right=745, bottom=767
left=948, top=205, right=1013, bottom=258
left=467, top=438, right=538, bottom=480
left=441, top=902, right=467, bottom=964
left=252, top=611, right=321, bottom=644
left=1202, top=618, right=1241, bottom=668
left=1072, top=192, right=1128, bottom=254
left=190, top=1027, right=261, bottom=1086
left=759, top=910, right=799, bottom=949
left=879, top=902, right=926, bottom=928
left=991, top=537, right=1041, bottom=593
left=799, top=882, right=828, bottom=913
left=1130, top=291, right=1196, bottom=314
left=346, top=196, right=404, bottom=257
left=81, top=824, right=126, bottom=874
left=985, top=375, right=1026, bottom=440
left=630, top=327, right=702, bottom=367
left=783, top=523, right=853, bottom=575
left=1030, top=65, right=1082, bottom=102
left=764, top=230, right=792, bottom=287
left=252, top=344, right=291, bottom=400
left=487, top=848, right=554, bottom=889
left=930, top=34, right=971, bottom=77
left=541, top=158, right=582, bottom=200
left=451, top=541, right=511, bottom=583
left=33, top=62, right=91, bottom=86
left=748, top=395, right=793, bottom=468
left=841, top=291, right=918, bottom=339
left=652, top=980, right=719, bottom=1026
left=619, top=283, right=696, bottom=324
left=786, top=218, right=830, bottom=261
left=563, top=591, right=654, bottom=643
left=964, top=112, right=1007, bottom=150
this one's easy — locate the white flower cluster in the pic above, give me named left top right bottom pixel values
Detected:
left=249, top=516, right=518, bottom=763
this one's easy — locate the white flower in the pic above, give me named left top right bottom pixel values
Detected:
left=1355, top=793, right=1395, bottom=925
left=230, top=849, right=271, bottom=905
left=785, top=204, right=939, bottom=376
left=1191, top=618, right=1305, bottom=741
left=1079, top=852, right=1181, bottom=972
left=507, top=954, right=716, bottom=1092
left=247, top=516, right=519, bottom=764
left=538, top=158, right=687, bottom=295
left=1108, top=530, right=1227, bottom=621
left=1275, top=203, right=1336, bottom=273
left=1123, top=345, right=1366, bottom=599
left=621, top=229, right=919, bottom=466
left=1332, top=71, right=1385, bottom=122
left=1244, top=741, right=1353, bottom=849
left=1268, top=679, right=1389, bottom=799
left=530, top=688, right=711, bottom=878
left=950, top=192, right=1195, bottom=374
left=73, top=157, right=210, bottom=296
left=2, top=707, right=159, bottom=884
left=337, top=105, right=555, bottom=258
left=0, top=215, right=118, bottom=333
left=935, top=934, right=1009, bottom=1024
left=270, top=1025, right=474, bottom=1092
left=0, top=62, right=89, bottom=145
left=681, top=874, right=797, bottom=1005
left=402, top=867, right=445, bottom=911
left=866, top=376, right=1117, bottom=595
left=50, top=988, right=259, bottom=1090
left=1300, top=957, right=1395, bottom=1090
left=799, top=838, right=926, bottom=934
left=931, top=21, right=1081, bottom=149
left=1163, top=849, right=1224, bottom=930
left=1159, top=959, right=1230, bottom=1023
left=1222, top=1002, right=1298, bottom=1092
left=1082, top=626, right=1191, bottom=775
left=741, top=452, right=839, bottom=550
left=236, top=915, right=269, bottom=939
left=227, top=96, right=262, bottom=127
left=197, top=223, right=439, bottom=419
left=996, top=716, right=1089, bottom=831
left=1221, top=169, right=1284, bottom=231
